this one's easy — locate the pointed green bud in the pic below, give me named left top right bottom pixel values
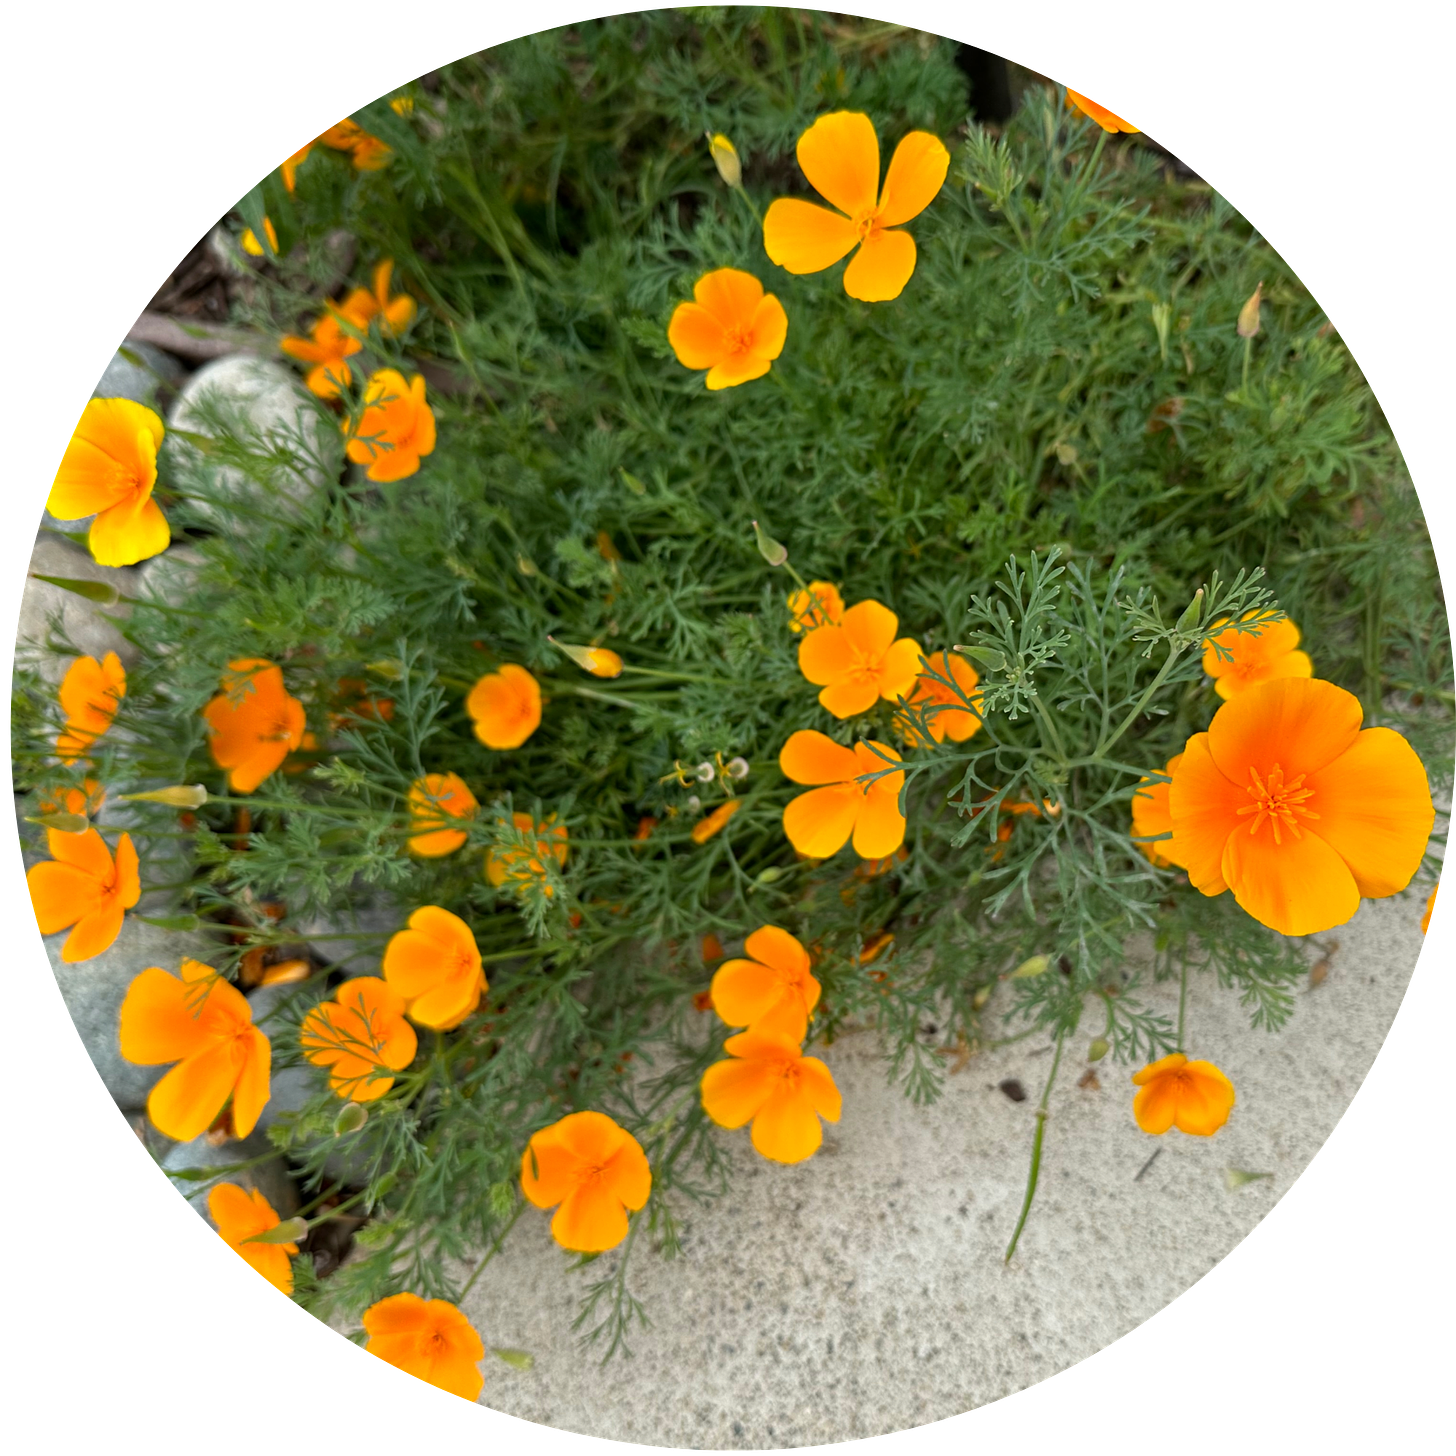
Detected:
left=492, top=1347, right=536, bottom=1371
left=119, top=784, right=209, bottom=808
left=1011, top=955, right=1050, bottom=979
left=756, top=866, right=782, bottom=884
left=1237, top=281, right=1263, bottom=339
left=1224, top=1168, right=1274, bottom=1191
left=751, top=520, right=788, bottom=567
left=1174, top=588, right=1204, bottom=635
left=620, top=468, right=648, bottom=496
left=955, top=644, right=1006, bottom=672
left=245, top=1217, right=308, bottom=1245
left=27, top=811, right=90, bottom=834
left=516, top=554, right=538, bottom=576
left=1087, top=1037, right=1109, bottom=1062
left=333, top=1102, right=369, bottom=1136
left=28, top=573, right=122, bottom=605
left=706, top=132, right=742, bottom=188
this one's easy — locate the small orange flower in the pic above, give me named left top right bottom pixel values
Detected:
left=485, top=812, right=569, bottom=895
left=119, top=959, right=272, bottom=1141
left=280, top=143, right=312, bottom=192
left=701, top=1029, right=841, bottom=1164
left=56, top=652, right=126, bottom=760
left=338, top=261, right=418, bottom=337
left=1169, top=677, right=1433, bottom=936
left=780, top=731, right=906, bottom=861
left=407, top=773, right=478, bottom=856
left=204, top=659, right=307, bottom=794
left=1423, top=884, right=1438, bottom=935
left=208, top=1183, right=297, bottom=1294
left=634, top=815, right=658, bottom=842
left=344, top=369, right=436, bottom=482
left=1065, top=88, right=1140, bottom=134
left=799, top=599, right=923, bottom=719
left=1202, top=611, right=1313, bottom=701
left=901, top=650, right=982, bottom=745
left=691, top=799, right=742, bottom=845
left=363, top=1293, right=484, bottom=1402
left=27, top=826, right=139, bottom=962
left=787, top=581, right=845, bottom=634
left=382, top=906, right=487, bottom=1030
left=280, top=310, right=365, bottom=400
left=318, top=118, right=392, bottom=170
left=48, top=397, right=170, bottom=567
left=38, top=777, right=106, bottom=822
left=856, top=930, right=894, bottom=966
left=1131, top=752, right=1184, bottom=868
left=466, top=665, right=542, bottom=749
left=710, top=925, right=820, bottom=1040
left=667, top=268, right=788, bottom=390
left=1132, top=1053, right=1235, bottom=1135
left=763, top=111, right=949, bottom=303
left=520, top=1110, right=652, bottom=1254
left=300, top=977, right=418, bottom=1101
left=240, top=218, right=279, bottom=256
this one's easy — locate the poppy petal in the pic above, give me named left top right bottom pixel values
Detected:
left=1133, top=1077, right=1179, bottom=1134
left=818, top=677, right=881, bottom=718
left=706, top=354, right=772, bottom=390
left=762, top=198, right=861, bottom=275
left=750, top=1082, right=823, bottom=1163
left=46, top=824, right=116, bottom=876
left=877, top=637, right=926, bottom=702
left=230, top=1028, right=272, bottom=1138
left=602, top=1135, right=652, bottom=1212
left=875, top=131, right=950, bottom=227
left=851, top=782, right=906, bottom=860
left=692, top=267, right=763, bottom=325
left=797, top=624, right=859, bottom=687
left=1174, top=1063, right=1236, bottom=1135
left=406, top=974, right=482, bottom=1030
left=89, top=495, right=170, bottom=568
left=1221, top=813, right=1361, bottom=936
left=840, top=598, right=899, bottom=659
left=119, top=967, right=217, bottom=1064
left=520, top=1130, right=579, bottom=1209
left=779, top=729, right=859, bottom=785
left=710, top=957, right=784, bottom=1027
left=701, top=1056, right=778, bottom=1128
left=799, top=1055, right=842, bottom=1121
left=551, top=1181, right=629, bottom=1253
left=1207, top=677, right=1362, bottom=784
left=747, top=293, right=788, bottom=360
left=1168, top=734, right=1244, bottom=895
left=27, top=862, right=97, bottom=934
left=796, top=110, right=880, bottom=216
left=842, top=227, right=917, bottom=303
left=1306, top=727, right=1433, bottom=897
left=146, top=1043, right=241, bottom=1142
left=62, top=898, right=126, bottom=962
left=783, top=784, right=859, bottom=859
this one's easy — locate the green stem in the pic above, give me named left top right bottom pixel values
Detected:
left=458, top=1199, right=527, bottom=1300
left=1176, top=959, right=1189, bottom=1053
left=1004, top=1025, right=1067, bottom=1264
left=1094, top=643, right=1183, bottom=758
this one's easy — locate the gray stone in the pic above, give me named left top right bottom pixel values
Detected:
left=294, top=897, right=403, bottom=977
left=41, top=917, right=219, bottom=1112
left=94, top=341, right=185, bottom=408
left=162, top=1127, right=299, bottom=1220
left=15, top=538, right=138, bottom=684
left=167, top=355, right=332, bottom=526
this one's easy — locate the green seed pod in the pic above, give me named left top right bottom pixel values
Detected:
left=756, top=866, right=782, bottom=884
left=27, top=811, right=91, bottom=834
left=1011, top=955, right=1050, bottom=979
left=956, top=644, right=1006, bottom=672
left=119, top=784, right=209, bottom=808
left=1087, top=1037, right=1109, bottom=1062
left=752, top=520, right=788, bottom=567
left=246, top=1217, right=308, bottom=1245
left=492, top=1347, right=536, bottom=1371
left=334, top=1102, right=369, bottom=1135
left=1174, top=587, right=1204, bottom=634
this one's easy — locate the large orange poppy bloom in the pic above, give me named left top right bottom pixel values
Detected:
left=902, top=650, right=982, bottom=745
left=56, top=651, right=126, bottom=761
left=667, top=268, right=788, bottom=390
left=1065, top=88, right=1140, bottom=134
left=1132, top=1053, right=1234, bottom=1135
left=1202, top=611, right=1313, bottom=701
left=787, top=581, right=844, bottom=634
left=700, top=1029, right=842, bottom=1164
left=798, top=599, right=923, bottom=719
left=363, top=1293, right=485, bottom=1402
left=484, top=812, right=568, bottom=895
left=407, top=773, right=478, bottom=856
left=382, top=906, right=487, bottom=1030
left=763, top=111, right=950, bottom=302
left=48, top=397, right=170, bottom=566
left=520, top=1110, right=652, bottom=1254
left=27, top=826, right=139, bottom=962
left=300, top=976, right=418, bottom=1101
left=1130, top=751, right=1184, bottom=868
left=119, top=959, right=272, bottom=1141
left=466, top=664, right=541, bottom=749
left=780, top=731, right=906, bottom=860
left=204, top=659, right=307, bottom=794
left=345, top=369, right=436, bottom=482
left=710, top=925, right=820, bottom=1040
left=208, top=1182, right=297, bottom=1294
left=1169, top=678, right=1433, bottom=936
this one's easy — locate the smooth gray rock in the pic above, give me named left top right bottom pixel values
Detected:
left=162, top=1127, right=299, bottom=1220
left=42, top=918, right=220, bottom=1112
left=15, top=538, right=137, bottom=684
left=167, top=355, right=332, bottom=526
left=294, top=898, right=402, bottom=977
left=95, top=341, right=185, bottom=407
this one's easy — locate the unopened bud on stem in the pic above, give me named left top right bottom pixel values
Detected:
left=119, top=784, right=209, bottom=809
left=246, top=1217, right=308, bottom=1245
left=1237, top=281, right=1263, bottom=339
left=956, top=644, right=1006, bottom=672
left=752, top=520, right=788, bottom=567
left=1174, top=588, right=1204, bottom=635
left=334, top=1102, right=369, bottom=1135
left=705, top=132, right=742, bottom=189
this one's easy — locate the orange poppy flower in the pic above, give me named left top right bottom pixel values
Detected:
left=1065, top=88, right=1140, bottom=134
left=38, top=777, right=106, bottom=822
left=902, top=650, right=982, bottom=745
left=339, top=260, right=417, bottom=337
left=208, top=1182, right=297, bottom=1294
left=119, top=958, right=272, bottom=1141
left=1423, top=883, right=1438, bottom=935
left=1169, top=677, right=1433, bottom=936
left=280, top=143, right=312, bottom=192
left=363, top=1293, right=484, bottom=1402
left=762, top=111, right=950, bottom=303
left=27, top=826, right=139, bottom=962
left=318, top=118, right=392, bottom=170
left=344, top=369, right=436, bottom=482
left=787, top=581, right=845, bottom=634
left=382, top=906, right=487, bottom=1030
left=484, top=812, right=569, bottom=895
left=710, top=925, right=820, bottom=1040
left=1202, top=611, right=1313, bottom=701
left=240, top=218, right=279, bottom=256
left=204, top=659, right=307, bottom=794
left=48, top=397, right=170, bottom=567
left=300, top=976, right=418, bottom=1101
left=667, top=268, right=788, bottom=390
left=691, top=799, right=742, bottom=845
left=56, top=652, right=126, bottom=761
left=407, top=773, right=478, bottom=856
left=798, top=599, right=923, bottom=719
left=280, top=310, right=365, bottom=400
left=521, top=1110, right=652, bottom=1254
left=1132, top=1053, right=1235, bottom=1135
left=780, top=731, right=906, bottom=861
left=701, top=1029, right=842, bottom=1164
left=466, top=664, right=541, bottom=749
left=1131, top=752, right=1184, bottom=868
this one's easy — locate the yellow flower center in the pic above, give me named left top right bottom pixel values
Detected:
left=852, top=207, right=880, bottom=240
left=722, top=323, right=753, bottom=356
left=1236, top=763, right=1319, bottom=844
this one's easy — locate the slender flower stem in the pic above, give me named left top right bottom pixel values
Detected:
left=1004, top=1025, right=1067, bottom=1264
left=1094, top=643, right=1183, bottom=759
left=1176, top=959, right=1189, bottom=1053
left=459, top=1198, right=527, bottom=1300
